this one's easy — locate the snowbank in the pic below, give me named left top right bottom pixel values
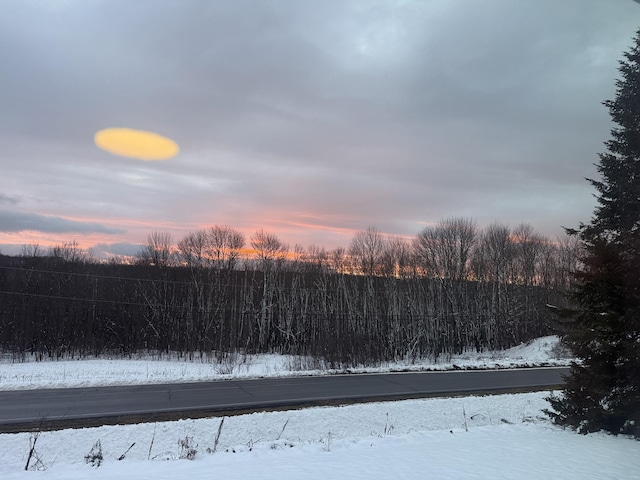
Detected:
left=0, top=336, right=572, bottom=391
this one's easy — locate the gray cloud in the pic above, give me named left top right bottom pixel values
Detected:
left=0, top=194, right=18, bottom=205
left=92, top=242, right=143, bottom=258
left=0, top=210, right=124, bottom=235
left=0, top=0, right=638, bottom=250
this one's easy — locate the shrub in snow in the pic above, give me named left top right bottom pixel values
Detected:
left=84, top=440, right=103, bottom=467
left=206, top=417, right=225, bottom=453
left=24, top=431, right=46, bottom=471
left=178, top=436, right=197, bottom=460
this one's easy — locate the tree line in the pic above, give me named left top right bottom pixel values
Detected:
left=0, top=219, right=579, bottom=366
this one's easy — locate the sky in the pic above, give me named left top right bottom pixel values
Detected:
left=1, top=0, right=639, bottom=258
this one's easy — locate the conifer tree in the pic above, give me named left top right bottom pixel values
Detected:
left=546, top=30, right=640, bottom=438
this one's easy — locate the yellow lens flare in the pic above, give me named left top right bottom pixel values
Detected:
left=94, top=128, right=179, bottom=161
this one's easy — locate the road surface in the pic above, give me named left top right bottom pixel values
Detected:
left=0, top=367, right=567, bottom=432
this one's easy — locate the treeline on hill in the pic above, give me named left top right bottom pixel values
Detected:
left=0, top=219, right=579, bottom=366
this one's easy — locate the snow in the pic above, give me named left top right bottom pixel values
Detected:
left=3, top=336, right=634, bottom=479
left=1, top=392, right=638, bottom=479
left=0, top=336, right=570, bottom=391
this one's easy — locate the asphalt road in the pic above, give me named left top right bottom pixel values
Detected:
left=0, top=367, right=568, bottom=432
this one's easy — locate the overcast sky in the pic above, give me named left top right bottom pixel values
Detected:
left=1, top=0, right=639, bottom=257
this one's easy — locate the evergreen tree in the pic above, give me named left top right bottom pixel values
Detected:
left=546, top=30, right=640, bottom=438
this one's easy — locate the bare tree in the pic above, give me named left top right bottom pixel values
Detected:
left=206, top=225, right=245, bottom=271
left=249, top=230, right=289, bottom=350
left=177, top=225, right=245, bottom=271
left=467, top=223, right=516, bottom=349
left=380, top=236, right=413, bottom=278
left=49, top=240, right=88, bottom=263
left=301, top=244, right=329, bottom=273
left=328, top=246, right=348, bottom=273
left=474, top=223, right=514, bottom=283
left=537, top=240, right=558, bottom=289
left=137, top=231, right=174, bottom=266
left=554, top=235, right=581, bottom=290
left=250, top=229, right=288, bottom=271
left=414, top=218, right=476, bottom=281
left=177, top=230, right=208, bottom=268
left=20, top=243, right=41, bottom=258
left=512, top=223, right=544, bottom=286
left=349, top=226, right=385, bottom=276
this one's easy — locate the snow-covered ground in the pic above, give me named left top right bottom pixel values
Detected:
left=0, top=336, right=570, bottom=390
left=2, top=392, right=638, bottom=479
left=3, top=336, right=634, bottom=479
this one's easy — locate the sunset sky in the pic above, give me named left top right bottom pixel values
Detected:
left=1, top=0, right=639, bottom=257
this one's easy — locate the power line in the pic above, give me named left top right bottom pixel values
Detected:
left=0, top=264, right=203, bottom=286
left=0, top=264, right=279, bottom=290
left=0, top=264, right=384, bottom=295
left=0, top=289, right=158, bottom=308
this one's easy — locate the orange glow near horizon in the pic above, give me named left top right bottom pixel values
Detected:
left=0, top=214, right=376, bottom=258
left=94, top=128, right=179, bottom=160
left=0, top=232, right=106, bottom=253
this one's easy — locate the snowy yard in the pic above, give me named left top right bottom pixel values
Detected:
left=1, top=392, right=638, bottom=479
left=1, top=336, right=637, bottom=479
